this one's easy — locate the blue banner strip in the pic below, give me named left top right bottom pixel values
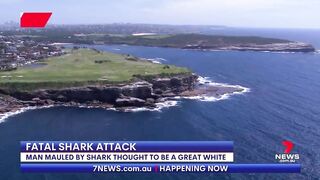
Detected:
left=21, top=141, right=233, bottom=152
left=20, top=164, right=301, bottom=173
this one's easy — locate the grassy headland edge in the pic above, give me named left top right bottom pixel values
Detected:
left=0, top=49, right=191, bottom=92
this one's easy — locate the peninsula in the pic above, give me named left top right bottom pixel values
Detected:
left=29, top=32, right=315, bottom=53
left=0, top=48, right=244, bottom=117
left=90, top=34, right=316, bottom=53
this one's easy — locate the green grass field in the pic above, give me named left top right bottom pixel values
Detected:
left=0, top=49, right=190, bottom=91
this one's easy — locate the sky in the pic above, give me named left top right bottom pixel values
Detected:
left=0, top=0, right=320, bottom=29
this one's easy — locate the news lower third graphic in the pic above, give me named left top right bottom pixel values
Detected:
left=20, top=141, right=301, bottom=173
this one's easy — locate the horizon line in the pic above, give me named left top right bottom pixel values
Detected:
left=1, top=21, right=320, bottom=30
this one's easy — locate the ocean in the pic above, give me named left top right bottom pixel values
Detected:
left=0, top=29, right=320, bottom=179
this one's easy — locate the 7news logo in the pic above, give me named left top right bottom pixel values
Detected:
left=275, top=140, right=300, bottom=163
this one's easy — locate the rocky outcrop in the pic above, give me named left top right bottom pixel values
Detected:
left=0, top=95, right=24, bottom=114
left=0, top=73, right=198, bottom=112
left=115, top=97, right=146, bottom=107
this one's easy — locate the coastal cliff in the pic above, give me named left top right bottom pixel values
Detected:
left=0, top=73, right=199, bottom=113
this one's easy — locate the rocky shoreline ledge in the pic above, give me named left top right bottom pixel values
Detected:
left=0, top=73, right=245, bottom=118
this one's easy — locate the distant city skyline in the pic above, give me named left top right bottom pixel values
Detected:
left=0, top=0, right=320, bottom=29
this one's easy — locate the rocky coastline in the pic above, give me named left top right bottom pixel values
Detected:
left=0, top=73, right=246, bottom=118
left=182, top=42, right=316, bottom=53
left=0, top=74, right=196, bottom=115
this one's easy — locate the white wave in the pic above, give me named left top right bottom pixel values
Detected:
left=172, top=76, right=249, bottom=103
left=0, top=105, right=53, bottom=124
left=0, top=108, right=27, bottom=123
left=182, top=90, right=248, bottom=102
left=0, top=77, right=250, bottom=119
left=0, top=107, right=34, bottom=123
left=111, top=100, right=178, bottom=113
left=316, top=50, right=320, bottom=54
left=197, top=76, right=248, bottom=90
left=187, top=76, right=250, bottom=102
left=154, top=100, right=178, bottom=111
left=0, top=101, right=176, bottom=121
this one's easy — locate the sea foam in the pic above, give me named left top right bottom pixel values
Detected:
left=0, top=77, right=249, bottom=121
left=117, top=100, right=179, bottom=113
left=178, top=76, right=250, bottom=102
left=0, top=106, right=53, bottom=124
left=0, top=107, right=37, bottom=123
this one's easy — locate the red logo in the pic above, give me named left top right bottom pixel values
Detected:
left=20, top=12, right=52, bottom=28
left=275, top=140, right=299, bottom=163
left=282, top=140, right=294, bottom=154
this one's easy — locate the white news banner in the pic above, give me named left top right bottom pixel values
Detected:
left=20, top=152, right=234, bottom=163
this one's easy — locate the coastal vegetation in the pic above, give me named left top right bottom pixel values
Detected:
left=24, top=33, right=293, bottom=46
left=20, top=32, right=315, bottom=52
left=0, top=49, right=190, bottom=91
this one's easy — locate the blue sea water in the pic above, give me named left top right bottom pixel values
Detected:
left=0, top=29, right=320, bottom=180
